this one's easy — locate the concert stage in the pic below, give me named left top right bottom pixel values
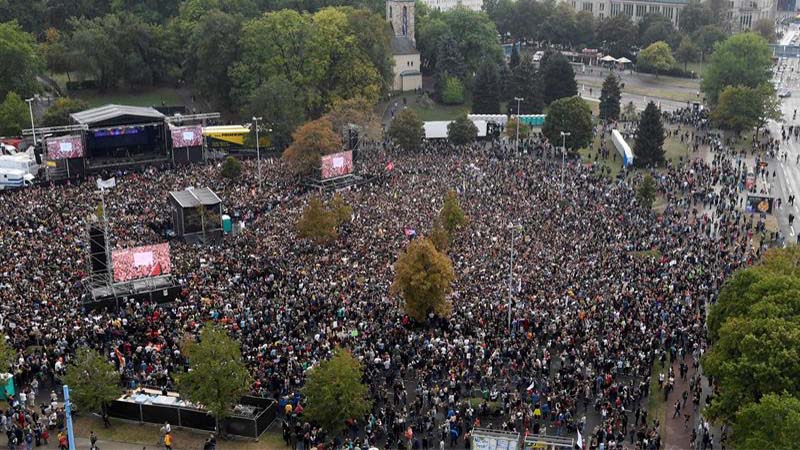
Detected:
left=81, top=274, right=181, bottom=311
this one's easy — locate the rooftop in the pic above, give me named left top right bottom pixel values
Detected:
left=71, top=104, right=165, bottom=126
left=169, top=187, right=222, bottom=209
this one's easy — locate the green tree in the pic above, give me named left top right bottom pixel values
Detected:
left=541, top=53, right=577, bottom=105
left=243, top=76, right=306, bottom=150
left=302, top=349, right=372, bottom=434
left=472, top=60, right=501, bottom=114
left=755, top=83, right=782, bottom=134
left=41, top=98, right=90, bottom=127
left=439, top=190, right=468, bottom=234
left=633, top=102, right=665, bottom=167
left=0, top=337, right=16, bottom=398
left=702, top=32, right=772, bottom=105
left=637, top=41, right=676, bottom=74
left=596, top=14, right=636, bottom=57
left=675, top=36, right=700, bottom=71
left=692, top=25, right=726, bottom=57
left=434, top=34, right=467, bottom=100
left=41, top=28, right=73, bottom=81
left=638, top=13, right=678, bottom=49
left=753, top=18, right=776, bottom=43
left=296, top=197, right=339, bottom=244
left=679, top=0, right=713, bottom=34
left=391, top=238, right=455, bottom=322
left=711, top=85, right=761, bottom=133
left=329, top=193, right=353, bottom=227
left=732, top=393, right=800, bottom=449
left=282, top=118, right=342, bottom=175
left=429, top=222, right=450, bottom=252
left=388, top=109, right=424, bottom=151
left=62, top=348, right=121, bottom=416
left=186, top=9, right=241, bottom=109
left=220, top=156, right=242, bottom=179
left=177, top=324, right=253, bottom=434
left=441, top=76, right=465, bottom=105
left=542, top=96, right=593, bottom=153
left=447, top=115, right=478, bottom=145
left=509, top=60, right=544, bottom=114
left=0, top=92, right=28, bottom=137
left=574, top=11, right=596, bottom=47
left=636, top=174, right=657, bottom=209
left=0, top=21, right=41, bottom=100
left=599, top=73, right=621, bottom=122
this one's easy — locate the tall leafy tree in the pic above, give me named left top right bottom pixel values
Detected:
left=0, top=21, right=42, bottom=100
left=41, top=28, right=73, bottom=82
left=711, top=85, right=762, bottom=133
left=509, top=60, right=544, bottom=114
left=0, top=337, right=16, bottom=399
left=388, top=109, right=424, bottom=151
left=391, top=238, right=455, bottom=322
left=541, top=53, right=577, bottom=105
left=447, top=115, right=478, bottom=145
left=637, top=41, right=676, bottom=74
left=702, top=32, right=772, bottom=105
left=599, top=73, right=621, bottom=122
left=186, top=9, right=241, bottom=109
left=634, top=102, right=665, bottom=168
left=638, top=13, right=678, bottom=48
left=41, top=98, right=90, bottom=127
left=636, top=174, right=657, bottom=209
left=439, top=190, right=468, bottom=235
left=297, top=197, right=339, bottom=244
left=434, top=33, right=466, bottom=99
left=596, top=14, right=636, bottom=57
left=0, top=92, right=28, bottom=136
left=509, top=44, right=521, bottom=69
left=243, top=76, right=306, bottom=150
left=62, top=349, right=121, bottom=417
left=574, top=11, right=596, bottom=47
left=282, top=118, right=342, bottom=175
left=302, top=349, right=372, bottom=434
left=753, top=18, right=776, bottom=43
left=679, top=1, right=713, bottom=34
left=732, top=393, right=800, bottom=449
left=473, top=60, right=501, bottom=114
left=177, top=324, right=253, bottom=434
left=675, top=36, right=700, bottom=71
left=692, top=25, right=726, bottom=57
left=542, top=96, right=593, bottom=154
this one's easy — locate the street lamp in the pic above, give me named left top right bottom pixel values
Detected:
left=25, top=98, right=36, bottom=145
left=252, top=117, right=263, bottom=192
left=560, top=131, right=571, bottom=196
left=513, top=97, right=524, bottom=155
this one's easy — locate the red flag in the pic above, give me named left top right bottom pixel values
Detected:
left=385, top=161, right=395, bottom=172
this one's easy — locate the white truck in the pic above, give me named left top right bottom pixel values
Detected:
left=0, top=152, right=39, bottom=190
left=0, top=168, right=34, bottom=190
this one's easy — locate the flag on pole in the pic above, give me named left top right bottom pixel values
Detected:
left=576, top=429, right=583, bottom=450
left=96, top=177, right=116, bottom=190
left=385, top=161, right=395, bottom=172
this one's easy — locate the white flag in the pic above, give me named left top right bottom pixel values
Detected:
left=96, top=177, right=116, bottom=190
left=576, top=430, right=583, bottom=450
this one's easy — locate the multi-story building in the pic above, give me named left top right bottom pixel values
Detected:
left=564, top=0, right=688, bottom=27
left=561, top=0, right=775, bottom=32
left=418, top=0, right=483, bottom=11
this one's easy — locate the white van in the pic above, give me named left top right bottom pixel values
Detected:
left=0, top=154, right=38, bottom=176
left=0, top=168, right=34, bottom=190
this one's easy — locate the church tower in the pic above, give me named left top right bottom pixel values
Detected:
left=386, top=0, right=415, bottom=46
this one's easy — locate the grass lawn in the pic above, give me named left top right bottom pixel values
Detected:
left=579, top=134, right=624, bottom=179
left=647, top=360, right=668, bottom=440
left=73, top=415, right=286, bottom=450
left=582, top=79, right=699, bottom=104
left=664, top=137, right=690, bottom=164
left=73, top=88, right=185, bottom=108
left=408, top=102, right=470, bottom=121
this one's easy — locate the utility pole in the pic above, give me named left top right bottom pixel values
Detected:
left=25, top=98, right=37, bottom=145
left=560, top=131, right=571, bottom=197
left=514, top=97, right=524, bottom=155
left=253, top=117, right=263, bottom=192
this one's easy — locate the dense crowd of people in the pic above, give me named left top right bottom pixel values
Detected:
left=0, top=132, right=767, bottom=449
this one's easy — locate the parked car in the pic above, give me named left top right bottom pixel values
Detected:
left=779, top=90, right=792, bottom=98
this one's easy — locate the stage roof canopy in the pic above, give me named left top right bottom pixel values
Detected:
left=169, top=187, right=222, bottom=209
left=72, top=104, right=166, bottom=128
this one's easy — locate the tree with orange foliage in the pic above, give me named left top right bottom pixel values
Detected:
left=282, top=118, right=343, bottom=175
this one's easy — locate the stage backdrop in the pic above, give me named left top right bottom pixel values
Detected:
left=170, top=125, right=204, bottom=148
left=112, top=243, right=172, bottom=282
left=320, top=151, right=353, bottom=179
left=46, top=135, right=84, bottom=160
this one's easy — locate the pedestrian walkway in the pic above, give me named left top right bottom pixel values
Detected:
left=662, top=359, right=695, bottom=450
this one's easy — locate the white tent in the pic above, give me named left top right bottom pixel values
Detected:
left=600, top=55, right=617, bottom=62
left=616, top=57, right=632, bottom=64
left=424, top=120, right=487, bottom=140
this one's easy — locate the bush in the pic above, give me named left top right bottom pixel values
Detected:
left=441, top=77, right=465, bottom=105
left=220, top=156, right=242, bottom=179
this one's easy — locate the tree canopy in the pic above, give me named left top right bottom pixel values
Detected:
left=702, top=32, right=772, bottom=105
left=0, top=21, right=41, bottom=100
left=634, top=102, right=665, bottom=168
left=392, top=238, right=455, bottom=322
left=282, top=118, right=342, bottom=175
left=542, top=96, right=593, bottom=153
left=637, top=41, right=676, bottom=74
left=302, top=349, right=372, bottom=434
left=296, top=196, right=341, bottom=244
left=62, top=348, right=121, bottom=415
left=389, top=109, right=424, bottom=151
left=599, top=73, right=621, bottom=122
left=540, top=53, right=577, bottom=105
left=447, top=115, right=478, bottom=145
left=41, top=98, right=90, bottom=127
left=177, top=324, right=253, bottom=429
left=472, top=60, right=501, bottom=114
left=0, top=92, right=28, bottom=137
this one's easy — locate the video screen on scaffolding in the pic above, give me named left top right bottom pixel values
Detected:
left=46, top=135, right=84, bottom=160
left=111, top=243, right=172, bottom=282
left=320, top=151, right=353, bottom=179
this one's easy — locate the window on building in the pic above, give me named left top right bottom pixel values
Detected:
left=623, top=3, right=634, bottom=16
left=599, top=12, right=605, bottom=17
left=599, top=2, right=605, bottom=10
left=583, top=2, right=593, bottom=12
left=635, top=4, right=646, bottom=16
